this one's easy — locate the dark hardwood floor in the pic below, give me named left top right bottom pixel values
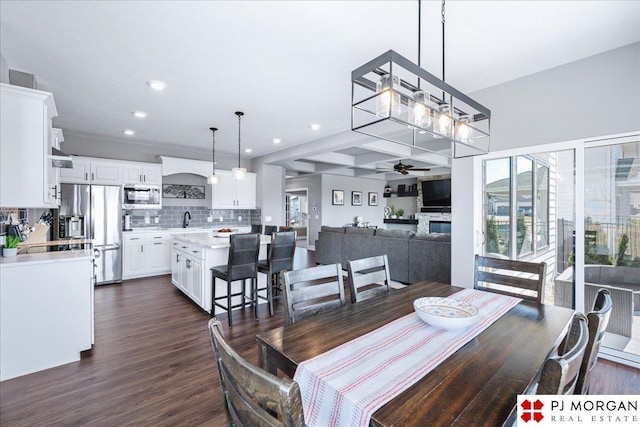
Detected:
left=1, top=248, right=638, bottom=426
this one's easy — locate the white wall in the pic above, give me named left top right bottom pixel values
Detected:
left=321, top=174, right=386, bottom=229
left=254, top=163, right=285, bottom=226
left=451, top=43, right=640, bottom=287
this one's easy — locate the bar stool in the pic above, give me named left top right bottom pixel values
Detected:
left=211, top=233, right=261, bottom=327
left=257, top=231, right=296, bottom=316
left=250, top=224, right=262, bottom=234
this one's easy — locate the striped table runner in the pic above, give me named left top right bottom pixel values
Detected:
left=293, top=289, right=521, bottom=427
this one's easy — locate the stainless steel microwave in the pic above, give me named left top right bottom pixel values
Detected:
left=122, top=184, right=162, bottom=209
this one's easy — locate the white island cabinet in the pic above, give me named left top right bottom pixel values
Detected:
left=0, top=250, right=94, bottom=381
left=170, top=233, right=268, bottom=313
left=123, top=230, right=171, bottom=279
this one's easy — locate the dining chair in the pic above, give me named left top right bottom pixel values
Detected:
left=473, top=254, right=546, bottom=303
left=536, top=312, right=589, bottom=395
left=263, top=225, right=277, bottom=236
left=282, top=263, right=345, bottom=325
left=211, top=233, right=261, bottom=327
left=257, top=231, right=297, bottom=316
left=208, top=318, right=307, bottom=427
left=574, top=288, right=612, bottom=394
left=250, top=224, right=262, bottom=234
left=346, top=254, right=391, bottom=303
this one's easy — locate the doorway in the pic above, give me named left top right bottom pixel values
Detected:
left=285, top=189, right=309, bottom=249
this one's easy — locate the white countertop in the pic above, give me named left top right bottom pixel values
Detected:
left=0, top=249, right=94, bottom=268
left=125, top=227, right=250, bottom=234
left=172, top=232, right=270, bottom=249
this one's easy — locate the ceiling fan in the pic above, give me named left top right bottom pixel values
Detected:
left=378, top=161, right=431, bottom=175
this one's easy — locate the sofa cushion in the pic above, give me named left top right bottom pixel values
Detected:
left=375, top=229, right=415, bottom=239
left=414, top=233, right=451, bottom=242
left=345, top=227, right=376, bottom=236
left=321, top=226, right=345, bottom=233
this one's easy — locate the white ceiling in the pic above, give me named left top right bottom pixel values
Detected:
left=1, top=1, right=639, bottom=179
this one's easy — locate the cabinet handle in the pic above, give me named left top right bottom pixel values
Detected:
left=143, top=174, right=146, bottom=182
left=85, top=172, right=88, bottom=181
left=139, top=174, right=142, bottom=182
left=154, top=236, right=162, bottom=239
left=141, top=246, right=144, bottom=253
left=186, top=259, right=191, bottom=268
left=176, top=254, right=181, bottom=262
left=131, top=238, right=140, bottom=240
left=192, top=250, right=198, bottom=254
left=91, top=172, right=95, bottom=181
left=154, top=242, right=163, bottom=245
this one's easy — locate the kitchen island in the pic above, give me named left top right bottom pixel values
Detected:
left=170, top=232, right=270, bottom=314
left=0, top=250, right=94, bottom=381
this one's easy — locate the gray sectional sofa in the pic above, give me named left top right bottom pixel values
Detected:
left=314, top=226, right=451, bottom=284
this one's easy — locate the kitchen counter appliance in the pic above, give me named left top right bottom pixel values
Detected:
left=56, top=183, right=122, bottom=285
left=122, top=184, right=161, bottom=209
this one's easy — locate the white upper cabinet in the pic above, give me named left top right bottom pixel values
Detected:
left=123, top=164, right=162, bottom=185
left=211, top=170, right=256, bottom=209
left=60, top=157, right=123, bottom=185
left=60, top=157, right=163, bottom=186
left=160, top=156, right=211, bottom=178
left=0, top=83, right=59, bottom=208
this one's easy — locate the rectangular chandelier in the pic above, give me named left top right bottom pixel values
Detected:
left=351, top=50, right=490, bottom=159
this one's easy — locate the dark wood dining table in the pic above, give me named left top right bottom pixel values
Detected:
left=256, top=281, right=575, bottom=427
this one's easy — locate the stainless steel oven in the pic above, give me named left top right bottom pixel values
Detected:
left=122, top=184, right=162, bottom=209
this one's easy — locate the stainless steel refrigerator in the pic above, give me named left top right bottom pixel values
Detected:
left=57, top=184, right=123, bottom=285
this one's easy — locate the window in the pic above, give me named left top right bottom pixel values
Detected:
left=484, top=155, right=549, bottom=259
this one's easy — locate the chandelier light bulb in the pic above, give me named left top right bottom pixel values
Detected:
left=455, top=114, right=474, bottom=144
left=232, top=167, right=247, bottom=180
left=434, top=104, right=453, bottom=137
left=408, top=90, right=432, bottom=131
left=376, top=74, right=401, bottom=118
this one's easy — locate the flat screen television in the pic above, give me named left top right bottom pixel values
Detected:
left=421, top=179, right=451, bottom=208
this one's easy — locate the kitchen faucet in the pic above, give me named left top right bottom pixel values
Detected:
left=183, top=211, right=191, bottom=228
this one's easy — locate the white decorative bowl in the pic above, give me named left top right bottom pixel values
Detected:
left=413, top=297, right=479, bottom=329
left=214, top=231, right=233, bottom=238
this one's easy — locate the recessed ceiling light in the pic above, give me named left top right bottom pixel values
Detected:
left=272, top=138, right=281, bottom=144
left=133, top=111, right=147, bottom=118
left=147, top=80, right=166, bottom=91
left=123, top=129, right=136, bottom=136
left=245, top=148, right=252, bottom=153
left=310, top=124, right=320, bottom=130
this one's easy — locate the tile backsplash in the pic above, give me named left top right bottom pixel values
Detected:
left=125, top=205, right=261, bottom=229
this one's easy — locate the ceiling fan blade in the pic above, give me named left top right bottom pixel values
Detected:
left=400, top=170, right=409, bottom=175
left=404, top=164, right=414, bottom=169
left=409, top=168, right=431, bottom=171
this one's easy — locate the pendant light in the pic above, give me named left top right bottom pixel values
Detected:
left=232, top=111, right=247, bottom=179
left=208, top=127, right=219, bottom=184
left=351, top=0, right=491, bottom=158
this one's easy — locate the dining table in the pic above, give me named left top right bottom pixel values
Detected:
left=256, top=281, right=575, bottom=427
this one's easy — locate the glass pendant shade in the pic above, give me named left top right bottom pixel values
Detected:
left=232, top=167, right=247, bottom=180
left=208, top=173, right=219, bottom=184
left=408, top=90, right=432, bottom=130
left=455, top=114, right=474, bottom=144
left=376, top=74, right=401, bottom=118
left=434, top=103, right=453, bottom=137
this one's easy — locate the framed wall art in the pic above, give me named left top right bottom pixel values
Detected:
left=352, top=191, right=362, bottom=206
left=332, top=189, right=344, bottom=205
left=368, top=192, right=378, bottom=206
left=162, top=184, right=206, bottom=199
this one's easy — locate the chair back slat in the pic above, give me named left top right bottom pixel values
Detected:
left=282, top=263, right=345, bottom=324
left=574, top=288, right=612, bottom=394
left=347, top=255, right=391, bottom=303
left=473, top=254, right=546, bottom=303
left=537, top=313, right=589, bottom=395
left=208, top=319, right=306, bottom=427
left=227, top=233, right=261, bottom=281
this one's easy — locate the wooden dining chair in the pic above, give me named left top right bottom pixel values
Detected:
left=346, top=255, right=391, bottom=303
left=208, top=318, right=307, bottom=427
left=574, top=288, right=612, bottom=394
left=282, top=263, right=345, bottom=324
left=473, top=254, right=546, bottom=303
left=211, top=233, right=261, bottom=327
left=257, top=231, right=297, bottom=316
left=536, top=312, right=589, bottom=395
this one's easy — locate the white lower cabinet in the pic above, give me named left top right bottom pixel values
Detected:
left=123, top=232, right=170, bottom=279
left=171, top=241, right=206, bottom=309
